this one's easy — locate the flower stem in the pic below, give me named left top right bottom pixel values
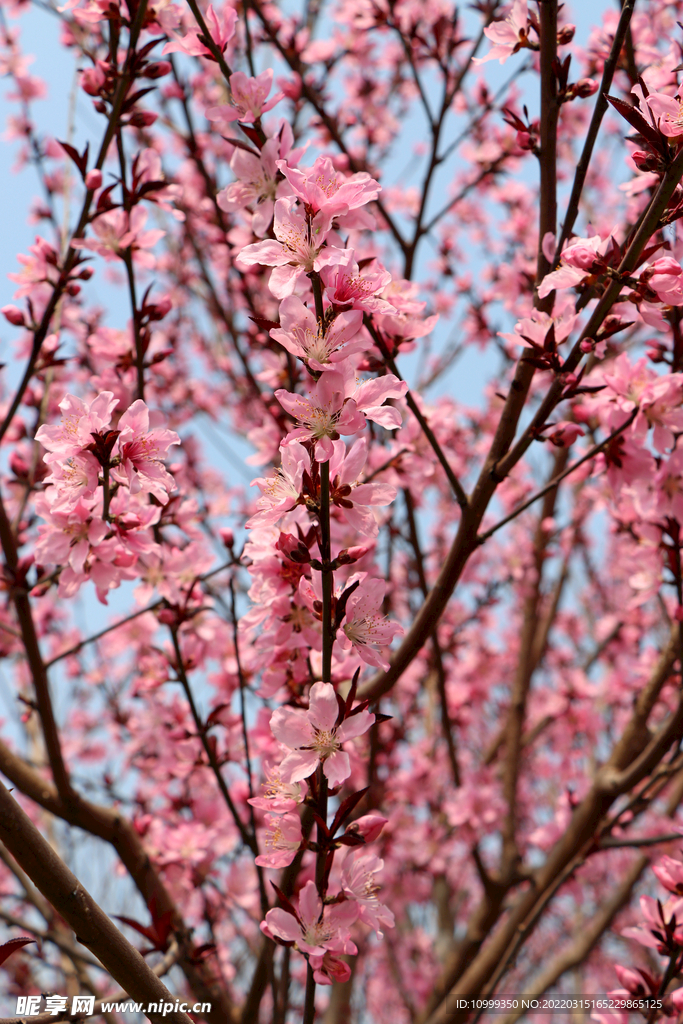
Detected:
left=316, top=770, right=329, bottom=891
left=303, top=961, right=316, bottom=1024
left=320, top=460, right=333, bottom=683
left=102, top=464, right=111, bottom=523
left=310, top=270, right=325, bottom=323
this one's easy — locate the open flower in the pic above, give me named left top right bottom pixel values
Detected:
left=320, top=252, right=396, bottom=315
left=269, top=681, right=374, bottom=787
left=622, top=894, right=683, bottom=952
left=216, top=124, right=298, bottom=237
left=254, top=812, right=302, bottom=868
left=270, top=294, right=365, bottom=371
left=112, top=400, right=180, bottom=503
left=275, top=367, right=407, bottom=461
left=207, top=68, right=283, bottom=124
left=72, top=208, right=165, bottom=268
left=276, top=156, right=381, bottom=224
left=653, top=855, right=683, bottom=895
left=248, top=762, right=305, bottom=813
left=537, top=233, right=618, bottom=298
left=246, top=442, right=309, bottom=529
left=162, top=4, right=237, bottom=58
left=646, top=89, right=683, bottom=138
left=473, top=0, right=531, bottom=65
left=341, top=854, right=395, bottom=936
left=337, top=577, right=403, bottom=669
left=328, top=438, right=397, bottom=538
left=262, top=879, right=358, bottom=956
left=35, top=391, right=118, bottom=458
left=235, top=196, right=344, bottom=299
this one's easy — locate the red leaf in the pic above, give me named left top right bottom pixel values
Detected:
left=330, top=787, right=369, bottom=837
left=605, top=95, right=665, bottom=153
left=0, top=937, right=36, bottom=966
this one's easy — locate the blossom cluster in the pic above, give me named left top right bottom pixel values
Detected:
left=5, top=0, right=683, bottom=1020
left=34, top=393, right=179, bottom=602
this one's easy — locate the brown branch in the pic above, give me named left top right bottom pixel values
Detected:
left=0, top=740, right=236, bottom=1024
left=477, top=410, right=637, bottom=545
left=0, top=944, right=181, bottom=1024
left=0, top=779, right=193, bottom=1024
left=360, top=136, right=683, bottom=707
left=553, top=0, right=637, bottom=260
left=420, top=628, right=680, bottom=1024
left=0, top=490, right=71, bottom=799
left=365, top=318, right=468, bottom=509
left=500, top=445, right=568, bottom=874
left=0, top=0, right=150, bottom=445
left=599, top=832, right=683, bottom=849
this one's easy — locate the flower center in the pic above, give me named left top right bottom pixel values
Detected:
left=302, top=919, right=333, bottom=947
left=344, top=614, right=381, bottom=647
left=312, top=728, right=340, bottom=759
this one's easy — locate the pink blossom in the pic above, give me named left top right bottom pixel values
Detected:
left=646, top=89, right=683, bottom=138
left=545, top=421, right=585, bottom=447
left=275, top=366, right=407, bottom=461
left=308, top=951, right=352, bottom=986
left=341, top=853, right=395, bottom=935
left=9, top=237, right=62, bottom=295
left=235, top=196, right=343, bottom=299
left=217, top=123, right=299, bottom=237
left=246, top=442, right=309, bottom=528
left=613, top=965, right=650, bottom=996
left=622, top=894, right=683, bottom=951
left=320, top=252, right=396, bottom=315
left=603, top=354, right=683, bottom=452
left=269, top=681, right=374, bottom=787
left=499, top=308, right=577, bottom=350
left=276, top=156, right=381, bottom=222
left=473, top=0, right=530, bottom=65
left=328, top=438, right=397, bottom=537
left=254, top=812, right=302, bottom=868
left=639, top=256, right=683, bottom=305
left=112, top=400, right=180, bottom=503
left=651, top=446, right=683, bottom=521
left=162, top=4, right=237, bottom=59
left=337, top=577, right=403, bottom=669
left=538, top=233, right=617, bottom=297
left=35, top=391, right=118, bottom=458
left=72, top=208, right=165, bottom=268
left=345, top=813, right=388, bottom=844
left=42, top=451, right=101, bottom=510
left=247, top=762, right=305, bottom=813
left=1, top=304, right=25, bottom=326
left=207, top=69, right=283, bottom=124
left=79, top=62, right=106, bottom=95
left=262, top=879, right=358, bottom=956
left=34, top=494, right=107, bottom=575
left=270, top=294, right=365, bottom=371
left=652, top=855, right=683, bottom=895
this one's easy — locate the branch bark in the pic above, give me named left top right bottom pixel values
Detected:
left=0, top=779, right=193, bottom=1024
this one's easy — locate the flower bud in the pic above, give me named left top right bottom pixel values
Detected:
left=557, top=24, right=575, bottom=44
left=219, top=528, right=234, bottom=549
left=1, top=305, right=25, bottom=327
left=85, top=169, right=103, bottom=190
left=128, top=110, right=158, bottom=128
left=144, top=61, right=172, bottom=79
left=346, top=813, right=388, bottom=843
left=573, top=78, right=598, bottom=98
